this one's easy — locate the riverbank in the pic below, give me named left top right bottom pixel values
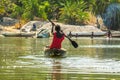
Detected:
left=0, top=20, right=120, bottom=38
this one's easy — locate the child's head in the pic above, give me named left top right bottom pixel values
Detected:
left=55, top=25, right=61, bottom=31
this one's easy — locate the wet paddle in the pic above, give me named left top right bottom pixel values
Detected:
left=48, top=19, right=78, bottom=48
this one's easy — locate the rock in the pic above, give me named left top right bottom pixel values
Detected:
left=1, top=17, right=19, bottom=26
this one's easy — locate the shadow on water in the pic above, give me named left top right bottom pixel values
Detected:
left=0, top=37, right=120, bottom=80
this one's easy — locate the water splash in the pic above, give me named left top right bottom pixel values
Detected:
left=103, top=3, right=120, bottom=30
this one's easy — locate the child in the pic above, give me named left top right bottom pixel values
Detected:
left=49, top=24, right=65, bottom=49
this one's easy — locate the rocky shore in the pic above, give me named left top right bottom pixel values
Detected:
left=0, top=17, right=120, bottom=38
left=0, top=22, right=106, bottom=38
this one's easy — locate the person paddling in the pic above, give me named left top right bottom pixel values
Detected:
left=48, top=19, right=78, bottom=48
left=49, top=23, right=65, bottom=49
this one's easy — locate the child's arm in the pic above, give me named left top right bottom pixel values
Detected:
left=49, top=19, right=55, bottom=35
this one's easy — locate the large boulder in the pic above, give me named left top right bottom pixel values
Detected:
left=0, top=17, right=19, bottom=26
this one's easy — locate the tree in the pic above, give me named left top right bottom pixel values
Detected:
left=59, top=0, right=89, bottom=25
left=0, top=0, right=14, bottom=17
left=10, top=0, right=50, bottom=20
left=103, top=3, right=120, bottom=30
left=85, top=0, right=120, bottom=30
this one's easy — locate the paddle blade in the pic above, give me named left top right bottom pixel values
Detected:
left=71, top=40, right=78, bottom=48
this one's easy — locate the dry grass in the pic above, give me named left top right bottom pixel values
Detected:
left=14, top=20, right=27, bottom=29
left=85, top=13, right=97, bottom=26
left=3, top=27, right=19, bottom=32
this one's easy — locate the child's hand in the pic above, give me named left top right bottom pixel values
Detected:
left=52, top=22, right=55, bottom=26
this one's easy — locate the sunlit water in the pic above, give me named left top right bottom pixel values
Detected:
left=0, top=37, right=120, bottom=80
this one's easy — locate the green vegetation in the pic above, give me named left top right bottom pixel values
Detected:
left=0, top=0, right=120, bottom=29
left=59, top=0, right=89, bottom=25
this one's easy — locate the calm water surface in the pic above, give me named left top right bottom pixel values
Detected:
left=0, top=37, right=120, bottom=80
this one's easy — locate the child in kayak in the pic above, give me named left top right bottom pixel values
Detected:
left=49, top=23, right=65, bottom=49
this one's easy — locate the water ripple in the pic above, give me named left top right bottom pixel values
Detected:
left=61, top=57, right=120, bottom=74
left=79, top=45, right=120, bottom=48
left=15, top=55, right=120, bottom=74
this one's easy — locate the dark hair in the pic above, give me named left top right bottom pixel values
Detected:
left=55, top=25, right=60, bottom=31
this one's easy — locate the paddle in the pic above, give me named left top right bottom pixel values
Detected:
left=48, top=19, right=78, bottom=48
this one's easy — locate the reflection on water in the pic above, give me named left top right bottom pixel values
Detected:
left=51, top=60, right=62, bottom=80
left=0, top=37, right=120, bottom=80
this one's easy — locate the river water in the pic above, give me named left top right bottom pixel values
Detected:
left=0, top=37, right=120, bottom=80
